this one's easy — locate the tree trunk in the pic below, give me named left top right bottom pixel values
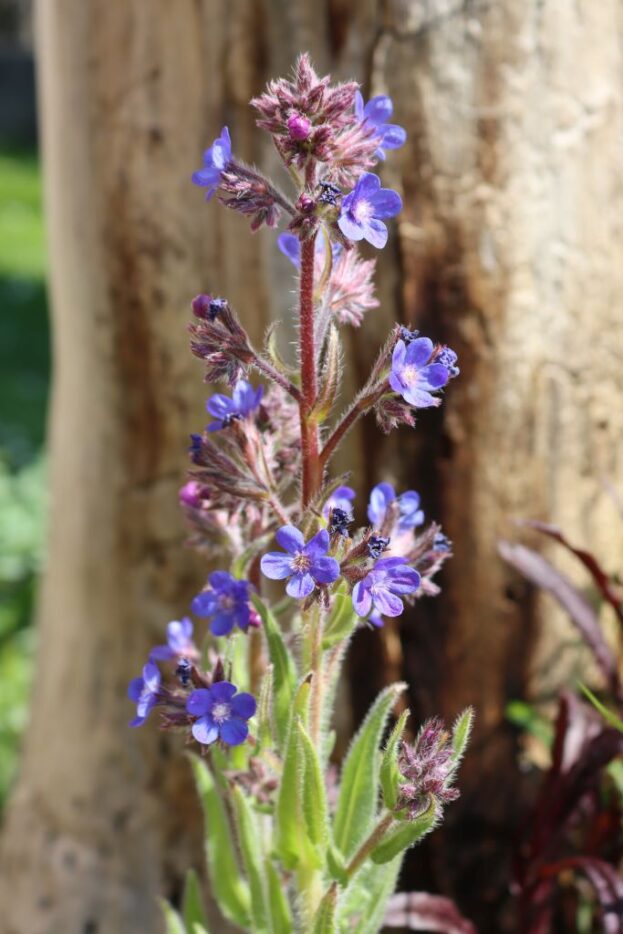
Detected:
left=2, top=1, right=623, bottom=932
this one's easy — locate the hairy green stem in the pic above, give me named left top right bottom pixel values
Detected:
left=345, top=812, right=394, bottom=878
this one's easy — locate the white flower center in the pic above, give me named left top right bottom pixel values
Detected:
left=212, top=702, right=231, bottom=723
left=219, top=594, right=235, bottom=610
left=401, top=364, right=420, bottom=386
left=353, top=199, right=373, bottom=223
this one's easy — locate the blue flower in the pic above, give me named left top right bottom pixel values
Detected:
left=352, top=557, right=421, bottom=618
left=128, top=662, right=162, bottom=728
left=367, top=482, right=425, bottom=533
left=150, top=618, right=198, bottom=662
left=355, top=92, right=406, bottom=160
left=191, top=571, right=252, bottom=636
left=323, top=485, right=356, bottom=519
left=277, top=232, right=341, bottom=268
left=207, top=379, right=263, bottom=431
left=187, top=681, right=256, bottom=746
left=338, top=173, right=402, bottom=249
left=389, top=338, right=450, bottom=408
left=192, top=126, right=232, bottom=199
left=261, top=525, right=340, bottom=599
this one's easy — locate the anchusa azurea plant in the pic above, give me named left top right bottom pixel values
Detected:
left=133, top=54, right=473, bottom=934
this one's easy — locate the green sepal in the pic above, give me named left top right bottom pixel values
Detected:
left=265, top=321, right=298, bottom=378
left=451, top=706, right=475, bottom=762
left=230, top=785, right=270, bottom=932
left=252, top=595, right=297, bottom=750
left=333, top=682, right=406, bottom=859
left=312, top=325, right=341, bottom=424
left=370, top=798, right=438, bottom=864
left=159, top=900, right=186, bottom=934
left=327, top=844, right=349, bottom=885
left=188, top=755, right=251, bottom=929
left=266, top=859, right=294, bottom=934
left=380, top=709, right=409, bottom=810
left=297, top=717, right=328, bottom=847
left=311, top=883, right=338, bottom=933
left=322, top=581, right=358, bottom=650
left=182, top=868, right=206, bottom=931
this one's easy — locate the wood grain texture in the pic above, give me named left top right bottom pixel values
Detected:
left=1, top=0, right=622, bottom=930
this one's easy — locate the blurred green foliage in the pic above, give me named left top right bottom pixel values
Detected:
left=0, top=148, right=48, bottom=808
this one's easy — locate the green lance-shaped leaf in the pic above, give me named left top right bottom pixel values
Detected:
left=312, top=326, right=342, bottom=424
left=266, top=859, right=294, bottom=934
left=192, top=925, right=210, bottom=934
left=256, top=664, right=274, bottom=748
left=297, top=717, right=329, bottom=847
left=252, top=595, right=297, bottom=750
left=159, top=901, right=186, bottom=934
left=274, top=678, right=319, bottom=870
left=358, top=855, right=403, bottom=934
left=380, top=709, right=410, bottom=811
left=312, top=883, right=339, bottom=934
left=322, top=581, right=358, bottom=650
left=451, top=706, right=475, bottom=763
left=188, top=755, right=251, bottom=929
left=370, top=798, right=439, bottom=865
left=183, top=868, right=207, bottom=931
left=231, top=785, right=270, bottom=933
left=337, top=855, right=402, bottom=933
left=333, top=682, right=407, bottom=859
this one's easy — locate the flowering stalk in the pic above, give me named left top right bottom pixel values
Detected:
left=131, top=54, right=472, bottom=934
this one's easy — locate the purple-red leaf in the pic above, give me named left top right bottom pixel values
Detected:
left=384, top=892, right=476, bottom=933
left=539, top=856, right=623, bottom=934
left=498, top=540, right=620, bottom=695
left=518, top=519, right=623, bottom=627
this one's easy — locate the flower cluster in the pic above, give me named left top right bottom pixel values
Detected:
left=395, top=719, right=461, bottom=820
left=129, top=56, right=470, bottom=928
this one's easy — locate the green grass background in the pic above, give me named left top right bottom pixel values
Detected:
left=0, top=148, right=49, bottom=808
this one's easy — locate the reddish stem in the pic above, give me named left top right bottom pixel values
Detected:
left=299, top=234, right=321, bottom=506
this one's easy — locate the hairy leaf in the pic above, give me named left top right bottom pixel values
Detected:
left=333, top=682, right=407, bottom=858
left=188, top=755, right=251, bottom=929
left=297, top=718, right=329, bottom=846
left=265, top=859, right=294, bottom=934
left=451, top=707, right=474, bottom=764
left=231, top=785, right=269, bottom=932
left=159, top=901, right=186, bottom=934
left=312, top=883, right=338, bottom=933
left=183, top=868, right=207, bottom=931
left=252, top=595, right=297, bottom=750
left=380, top=709, right=410, bottom=810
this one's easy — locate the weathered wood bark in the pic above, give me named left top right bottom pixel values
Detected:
left=2, top=1, right=623, bottom=931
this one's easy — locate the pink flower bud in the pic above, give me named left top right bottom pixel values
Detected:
left=179, top=481, right=205, bottom=509
left=287, top=112, right=312, bottom=140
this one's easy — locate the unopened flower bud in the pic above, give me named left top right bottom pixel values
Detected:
left=287, top=112, right=312, bottom=140
left=179, top=480, right=206, bottom=509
